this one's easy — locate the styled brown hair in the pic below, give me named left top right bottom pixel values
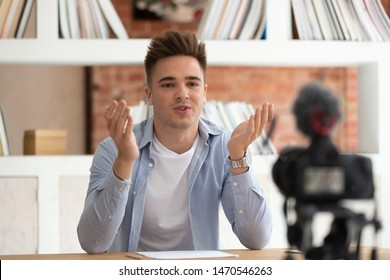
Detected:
left=144, top=30, right=207, bottom=87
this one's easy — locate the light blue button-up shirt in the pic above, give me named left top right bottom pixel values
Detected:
left=77, top=117, right=272, bottom=253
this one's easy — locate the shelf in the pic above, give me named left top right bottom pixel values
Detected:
left=1, top=39, right=390, bottom=66
left=1, top=0, right=389, bottom=66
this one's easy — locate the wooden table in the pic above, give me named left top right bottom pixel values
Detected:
left=1, top=247, right=389, bottom=260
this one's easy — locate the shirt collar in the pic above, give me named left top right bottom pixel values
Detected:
left=138, top=117, right=224, bottom=149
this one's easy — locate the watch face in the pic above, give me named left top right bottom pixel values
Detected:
left=229, top=152, right=251, bottom=168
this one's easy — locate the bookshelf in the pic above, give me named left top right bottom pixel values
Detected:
left=0, top=0, right=390, bottom=252
left=2, top=0, right=383, bottom=152
left=1, top=0, right=387, bottom=153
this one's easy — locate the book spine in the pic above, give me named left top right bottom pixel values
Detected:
left=0, top=106, right=10, bottom=156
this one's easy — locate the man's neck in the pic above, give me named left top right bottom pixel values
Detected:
left=153, top=125, right=199, bottom=154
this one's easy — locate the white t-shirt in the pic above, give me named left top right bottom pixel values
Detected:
left=137, top=134, right=199, bottom=251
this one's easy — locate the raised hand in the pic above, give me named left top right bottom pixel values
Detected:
left=104, top=100, right=139, bottom=179
left=227, top=103, right=274, bottom=161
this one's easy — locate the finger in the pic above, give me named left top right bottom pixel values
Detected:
left=124, top=107, right=133, bottom=139
left=260, top=103, right=270, bottom=131
left=267, top=103, right=275, bottom=125
left=253, top=107, right=262, bottom=137
left=104, top=100, right=118, bottom=130
left=115, top=105, right=130, bottom=139
left=247, top=113, right=256, bottom=141
left=111, top=100, right=126, bottom=135
left=252, top=103, right=268, bottom=139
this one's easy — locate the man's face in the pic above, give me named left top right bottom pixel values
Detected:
left=145, top=55, right=207, bottom=131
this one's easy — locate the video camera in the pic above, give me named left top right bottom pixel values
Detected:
left=272, top=83, right=381, bottom=259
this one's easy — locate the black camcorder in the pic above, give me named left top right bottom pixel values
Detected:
left=271, top=83, right=381, bottom=259
left=272, top=138, right=374, bottom=203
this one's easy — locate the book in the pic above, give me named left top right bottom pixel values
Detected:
left=0, top=106, right=10, bottom=156
left=1, top=0, right=25, bottom=38
left=350, top=0, right=382, bottom=41
left=330, top=0, right=352, bottom=40
left=59, top=0, right=71, bottom=39
left=215, top=100, right=234, bottom=130
left=364, top=0, right=389, bottom=40
left=196, top=0, right=215, bottom=38
left=301, top=0, right=316, bottom=39
left=238, top=0, right=263, bottom=40
left=15, top=0, right=34, bottom=38
left=304, top=0, right=323, bottom=40
left=291, top=0, right=313, bottom=40
left=200, top=0, right=225, bottom=39
left=218, top=0, right=242, bottom=39
left=344, top=0, right=368, bottom=40
left=0, top=0, right=13, bottom=35
left=201, top=100, right=222, bottom=128
left=213, top=0, right=239, bottom=39
left=312, top=0, right=335, bottom=40
left=373, top=0, right=390, bottom=39
left=292, top=0, right=308, bottom=39
left=337, top=0, right=364, bottom=41
left=212, top=0, right=230, bottom=39
left=89, top=0, right=109, bottom=39
left=253, top=0, right=267, bottom=39
left=325, top=0, right=344, bottom=40
left=228, top=0, right=251, bottom=40
left=348, top=0, right=369, bottom=40
left=78, top=0, right=94, bottom=38
left=320, top=0, right=340, bottom=40
left=66, top=0, right=80, bottom=38
left=97, top=0, right=128, bottom=39
left=87, top=0, right=100, bottom=38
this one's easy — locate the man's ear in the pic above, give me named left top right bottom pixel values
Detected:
left=144, top=86, right=153, bottom=105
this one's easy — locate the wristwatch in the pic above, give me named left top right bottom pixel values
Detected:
left=227, top=152, right=251, bottom=168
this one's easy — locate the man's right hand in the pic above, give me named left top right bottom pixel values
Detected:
left=104, top=100, right=139, bottom=180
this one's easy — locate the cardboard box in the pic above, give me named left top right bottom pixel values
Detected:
left=23, top=129, right=67, bottom=155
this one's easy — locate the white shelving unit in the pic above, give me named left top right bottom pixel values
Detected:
left=1, top=0, right=390, bottom=251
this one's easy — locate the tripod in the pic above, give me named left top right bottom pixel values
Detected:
left=284, top=199, right=381, bottom=260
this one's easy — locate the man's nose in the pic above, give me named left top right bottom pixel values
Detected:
left=175, top=84, right=189, bottom=99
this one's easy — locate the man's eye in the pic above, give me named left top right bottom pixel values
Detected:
left=188, top=82, right=199, bottom=87
left=161, top=83, right=174, bottom=88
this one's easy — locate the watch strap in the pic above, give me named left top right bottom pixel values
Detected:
left=227, top=152, right=251, bottom=168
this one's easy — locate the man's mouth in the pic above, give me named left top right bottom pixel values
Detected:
left=175, top=104, right=191, bottom=111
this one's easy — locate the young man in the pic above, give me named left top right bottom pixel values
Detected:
left=78, top=31, right=274, bottom=253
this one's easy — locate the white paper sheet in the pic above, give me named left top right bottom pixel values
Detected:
left=136, top=250, right=239, bottom=259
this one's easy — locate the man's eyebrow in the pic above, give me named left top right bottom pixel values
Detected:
left=157, top=76, right=202, bottom=83
left=158, top=76, right=175, bottom=83
left=186, top=76, right=202, bottom=81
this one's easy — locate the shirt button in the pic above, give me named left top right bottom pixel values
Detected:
left=117, top=186, right=123, bottom=192
left=148, top=163, right=153, bottom=167
left=238, top=209, right=244, bottom=214
left=233, top=182, right=238, bottom=187
left=107, top=214, right=112, bottom=220
left=127, top=183, right=131, bottom=189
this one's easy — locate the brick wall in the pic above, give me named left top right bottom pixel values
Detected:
left=89, top=0, right=386, bottom=154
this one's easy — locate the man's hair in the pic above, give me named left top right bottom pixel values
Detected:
left=144, top=30, right=207, bottom=86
